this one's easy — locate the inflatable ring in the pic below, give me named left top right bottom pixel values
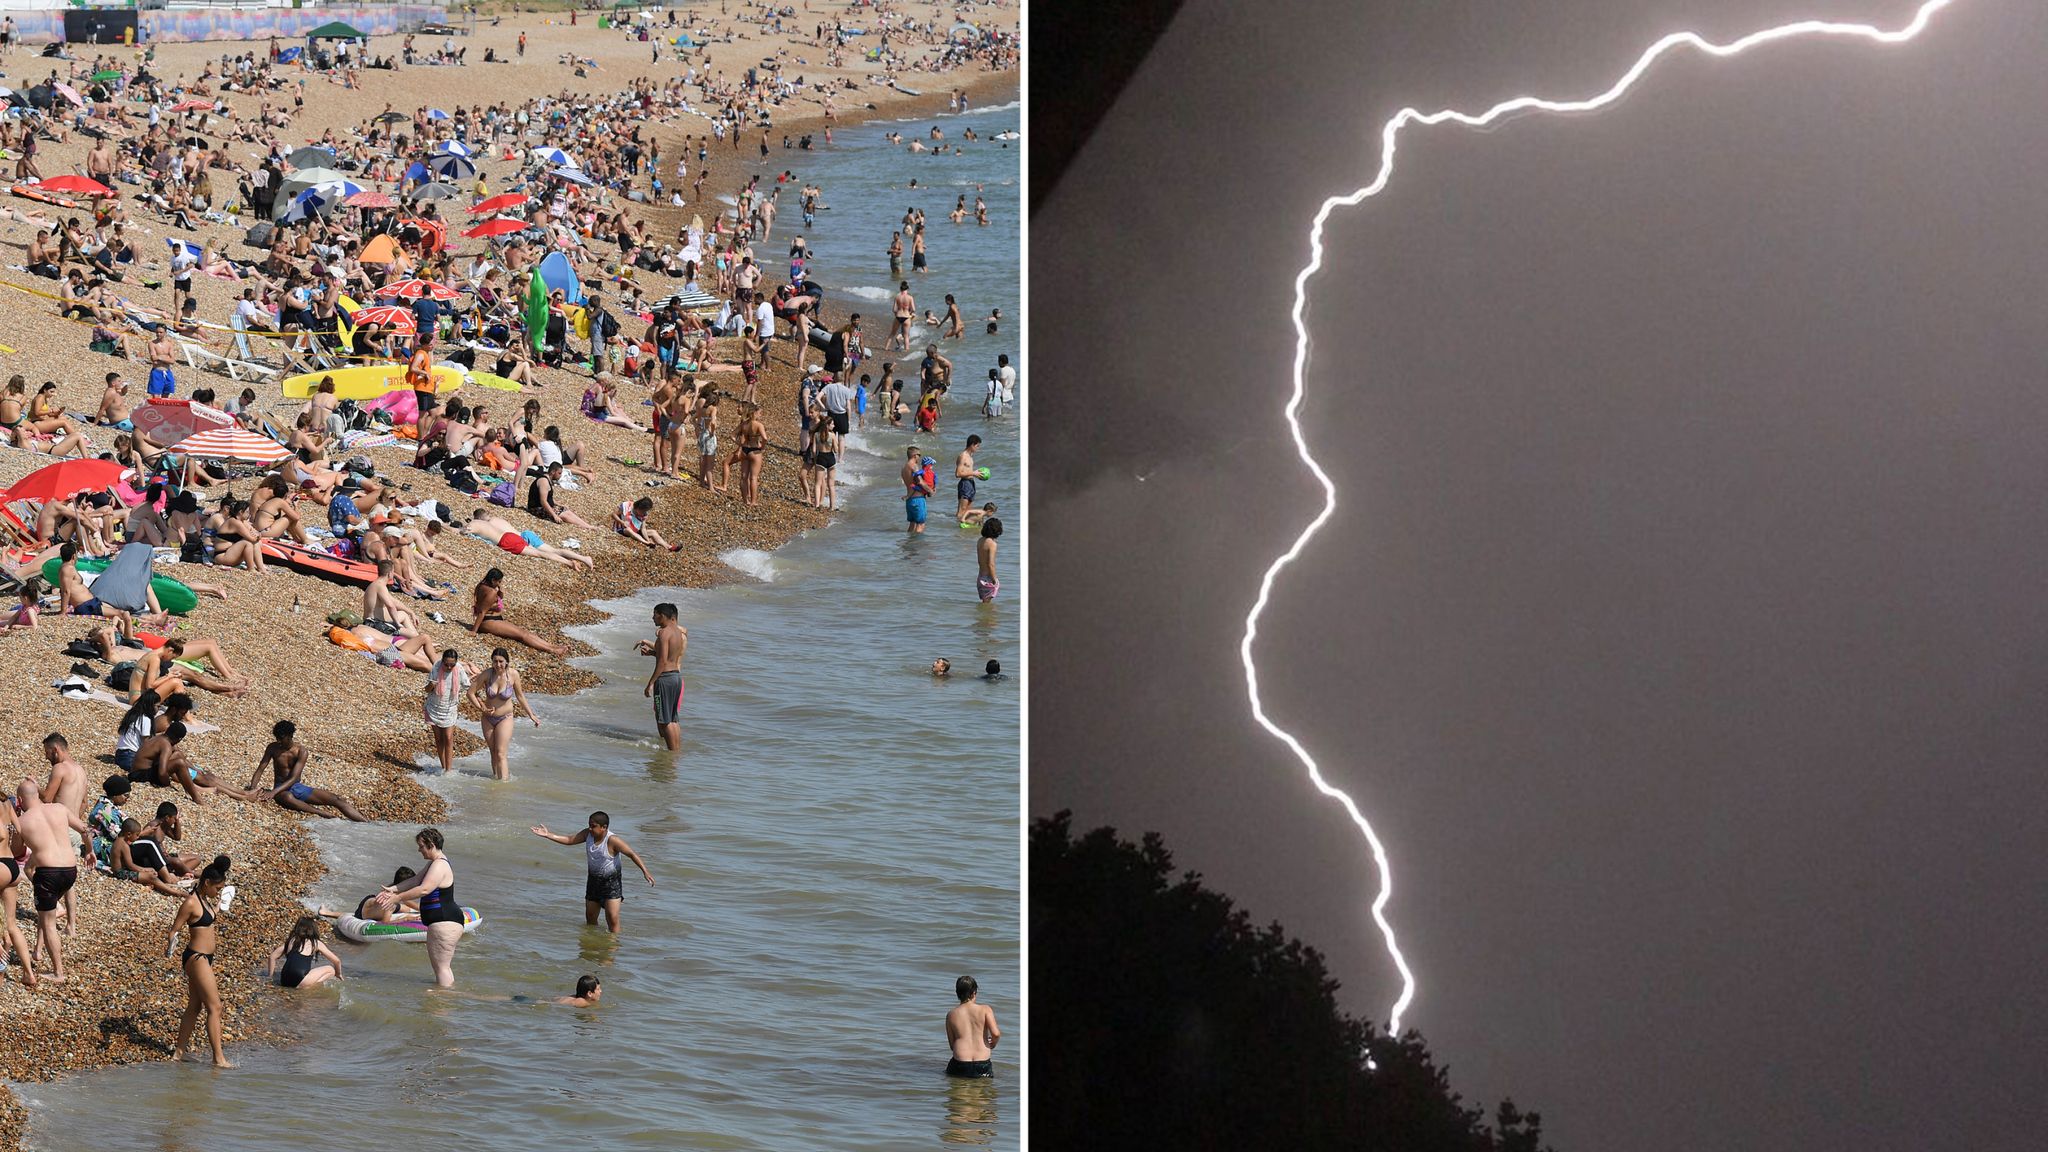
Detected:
left=337, top=906, right=483, bottom=943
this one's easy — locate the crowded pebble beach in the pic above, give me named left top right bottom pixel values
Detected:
left=0, top=2, right=1016, bottom=1145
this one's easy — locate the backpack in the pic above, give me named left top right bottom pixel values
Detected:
left=107, top=660, right=138, bottom=691
left=487, top=479, right=515, bottom=507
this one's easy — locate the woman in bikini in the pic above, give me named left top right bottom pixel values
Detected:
left=166, top=855, right=233, bottom=1067
left=736, top=403, right=767, bottom=505
left=206, top=496, right=267, bottom=572
left=470, top=568, right=565, bottom=656
left=467, top=646, right=538, bottom=780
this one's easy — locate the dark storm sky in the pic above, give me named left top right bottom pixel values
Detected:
left=1030, top=2, right=2048, bottom=1149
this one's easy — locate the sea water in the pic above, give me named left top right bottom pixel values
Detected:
left=23, top=104, right=1020, bottom=1151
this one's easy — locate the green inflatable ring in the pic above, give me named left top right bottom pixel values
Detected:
left=41, top=556, right=199, bottom=616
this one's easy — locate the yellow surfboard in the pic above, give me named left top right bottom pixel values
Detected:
left=281, top=362, right=465, bottom=400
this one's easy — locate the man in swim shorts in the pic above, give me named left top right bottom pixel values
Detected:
left=954, top=434, right=980, bottom=522
left=529, top=811, right=655, bottom=933
left=15, top=779, right=94, bottom=982
left=902, top=445, right=931, bottom=534
left=945, top=974, right=1000, bottom=1078
left=637, top=602, right=688, bottom=750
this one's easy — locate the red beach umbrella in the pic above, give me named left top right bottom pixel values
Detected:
left=462, top=218, right=528, bottom=239
left=39, top=175, right=113, bottom=198
left=128, top=398, right=233, bottom=449
left=169, top=99, right=214, bottom=113
left=350, top=304, right=417, bottom=332
left=468, top=193, right=531, bottom=216
left=345, top=190, right=397, bottom=209
left=377, top=278, right=462, bottom=302
left=3, top=457, right=127, bottom=503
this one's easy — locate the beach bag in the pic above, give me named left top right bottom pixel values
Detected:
left=325, top=610, right=362, bottom=628
left=487, top=479, right=516, bottom=507
left=107, top=660, right=138, bottom=691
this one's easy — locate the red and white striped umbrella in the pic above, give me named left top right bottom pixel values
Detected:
left=350, top=304, right=416, bottom=332
left=376, top=278, right=462, bottom=302
left=174, top=427, right=291, bottom=464
left=129, top=398, right=233, bottom=448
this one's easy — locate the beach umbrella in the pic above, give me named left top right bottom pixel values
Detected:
left=344, top=189, right=395, bottom=209
left=523, top=268, right=548, bottom=351
left=3, top=457, right=126, bottom=503
left=529, top=146, right=575, bottom=167
left=349, top=304, right=416, bottom=333
left=377, top=278, right=462, bottom=302
left=128, top=398, right=232, bottom=449
left=175, top=427, right=291, bottom=464
left=280, top=186, right=336, bottom=224
left=169, top=99, right=212, bottom=113
left=468, top=192, right=529, bottom=215
left=463, top=217, right=527, bottom=239
left=426, top=108, right=450, bottom=121
left=427, top=154, right=477, bottom=181
left=286, top=145, right=336, bottom=169
left=434, top=140, right=472, bottom=158
left=552, top=166, right=595, bottom=186
left=285, top=164, right=349, bottom=186
left=410, top=181, right=461, bottom=202
left=276, top=46, right=303, bottom=64
left=52, top=83, right=82, bottom=108
left=38, top=174, right=112, bottom=198
left=375, top=111, right=406, bottom=124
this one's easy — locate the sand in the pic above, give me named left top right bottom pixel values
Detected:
left=0, top=6, right=1016, bottom=1147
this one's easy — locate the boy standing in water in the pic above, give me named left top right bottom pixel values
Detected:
left=945, top=975, right=1001, bottom=1077
left=530, top=811, right=655, bottom=932
left=636, top=602, right=687, bottom=751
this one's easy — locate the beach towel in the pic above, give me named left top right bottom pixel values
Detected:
left=90, top=542, right=155, bottom=613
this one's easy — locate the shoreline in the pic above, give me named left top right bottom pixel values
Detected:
left=0, top=9, right=1016, bottom=1144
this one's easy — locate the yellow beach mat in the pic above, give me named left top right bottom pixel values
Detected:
left=281, top=362, right=465, bottom=400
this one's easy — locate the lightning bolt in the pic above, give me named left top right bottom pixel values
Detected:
left=1243, top=0, right=1956, bottom=1036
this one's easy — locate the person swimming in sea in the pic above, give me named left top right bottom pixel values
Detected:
left=945, top=974, right=1000, bottom=1078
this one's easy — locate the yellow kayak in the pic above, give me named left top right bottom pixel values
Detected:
left=281, top=362, right=466, bottom=400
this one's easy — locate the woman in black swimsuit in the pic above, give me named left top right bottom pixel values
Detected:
left=266, top=915, right=342, bottom=989
left=1, top=807, right=36, bottom=990
left=377, top=827, right=463, bottom=986
left=167, top=855, right=233, bottom=1067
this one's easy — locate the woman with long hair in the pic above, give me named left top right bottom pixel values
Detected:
left=266, top=915, right=342, bottom=988
left=467, top=646, right=538, bottom=780
left=469, top=568, right=565, bottom=656
left=167, top=854, right=234, bottom=1067
left=376, top=828, right=462, bottom=986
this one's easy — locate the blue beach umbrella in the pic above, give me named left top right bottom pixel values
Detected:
left=280, top=186, right=334, bottom=224
left=404, top=161, right=429, bottom=183
left=428, top=154, right=477, bottom=181
left=529, top=146, right=575, bottom=167
left=552, top=166, right=594, bottom=186
left=434, top=140, right=472, bottom=158
left=426, top=108, right=450, bottom=121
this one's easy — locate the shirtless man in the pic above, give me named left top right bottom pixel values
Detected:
left=362, top=561, right=422, bottom=635
left=132, top=722, right=262, bottom=805
left=954, top=434, right=980, bottom=522
left=14, top=779, right=95, bottom=983
left=888, top=280, right=914, bottom=351
left=636, top=602, right=687, bottom=750
left=95, top=372, right=131, bottom=427
left=39, top=732, right=85, bottom=937
left=246, top=721, right=366, bottom=821
left=944, top=975, right=1000, bottom=1078
left=464, top=511, right=596, bottom=571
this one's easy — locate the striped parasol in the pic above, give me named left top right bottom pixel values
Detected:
left=377, top=278, right=462, bottom=302
left=174, top=427, right=291, bottom=463
left=350, top=304, right=416, bottom=332
left=345, top=190, right=396, bottom=209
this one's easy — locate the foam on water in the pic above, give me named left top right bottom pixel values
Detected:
left=718, top=546, right=779, bottom=582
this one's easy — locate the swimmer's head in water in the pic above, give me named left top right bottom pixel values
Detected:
left=984, top=661, right=1001, bottom=678
left=932, top=658, right=951, bottom=677
left=576, top=974, right=601, bottom=999
left=956, top=975, right=977, bottom=1003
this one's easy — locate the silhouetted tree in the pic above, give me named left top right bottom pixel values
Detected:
left=1032, top=811, right=1553, bottom=1151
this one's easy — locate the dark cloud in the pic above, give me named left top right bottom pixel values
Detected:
left=1033, top=1, right=2048, bottom=1148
